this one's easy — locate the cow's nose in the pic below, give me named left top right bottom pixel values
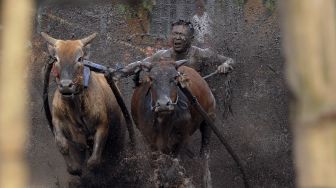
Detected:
left=156, top=97, right=172, bottom=107
left=60, top=79, right=74, bottom=88
left=155, top=97, right=174, bottom=112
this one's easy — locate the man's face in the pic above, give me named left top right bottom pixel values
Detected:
left=171, top=25, right=192, bottom=53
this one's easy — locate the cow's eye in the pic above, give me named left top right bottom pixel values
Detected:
left=77, top=57, right=83, bottom=62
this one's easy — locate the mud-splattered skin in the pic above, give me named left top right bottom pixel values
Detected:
left=131, top=60, right=216, bottom=187
left=41, top=33, right=125, bottom=179
left=123, top=21, right=235, bottom=76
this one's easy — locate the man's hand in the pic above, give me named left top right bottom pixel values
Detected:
left=217, top=59, right=234, bottom=74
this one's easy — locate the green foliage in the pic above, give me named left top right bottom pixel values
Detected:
left=142, top=0, right=154, bottom=13
left=115, top=0, right=155, bottom=19
left=263, top=0, right=276, bottom=11
left=231, top=0, right=276, bottom=11
left=235, top=0, right=247, bottom=7
left=116, top=3, right=130, bottom=16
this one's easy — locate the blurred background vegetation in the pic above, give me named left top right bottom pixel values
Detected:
left=234, top=0, right=276, bottom=11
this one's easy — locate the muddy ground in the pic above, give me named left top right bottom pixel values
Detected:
left=27, top=0, right=294, bottom=187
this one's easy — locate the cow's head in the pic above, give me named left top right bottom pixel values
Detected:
left=143, top=59, right=188, bottom=115
left=41, top=32, right=97, bottom=97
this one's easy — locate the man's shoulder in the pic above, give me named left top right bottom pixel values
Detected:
left=190, top=46, right=213, bottom=57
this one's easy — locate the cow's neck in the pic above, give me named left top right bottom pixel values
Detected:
left=153, top=114, right=173, bottom=151
left=62, top=89, right=87, bottom=115
left=62, top=89, right=92, bottom=135
left=153, top=103, right=190, bottom=134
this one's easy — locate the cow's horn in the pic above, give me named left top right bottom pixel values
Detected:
left=81, top=32, right=97, bottom=46
left=175, top=59, right=188, bottom=68
left=41, top=32, right=57, bottom=45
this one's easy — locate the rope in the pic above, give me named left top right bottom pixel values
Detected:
left=105, top=73, right=136, bottom=150
left=177, top=83, right=249, bottom=188
left=43, top=56, right=56, bottom=135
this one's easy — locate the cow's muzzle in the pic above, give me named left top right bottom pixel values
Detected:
left=59, top=79, right=76, bottom=96
left=152, top=96, right=178, bottom=113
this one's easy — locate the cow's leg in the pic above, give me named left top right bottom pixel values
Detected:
left=171, top=133, right=187, bottom=158
left=200, top=121, right=212, bottom=188
left=65, top=141, right=86, bottom=176
left=53, top=119, right=69, bottom=155
left=53, top=119, right=84, bottom=176
left=87, top=124, right=108, bottom=170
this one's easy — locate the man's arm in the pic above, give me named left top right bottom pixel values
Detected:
left=215, top=53, right=234, bottom=74
left=198, top=47, right=235, bottom=74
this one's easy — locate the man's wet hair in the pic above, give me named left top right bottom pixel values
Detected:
left=171, top=19, right=195, bottom=36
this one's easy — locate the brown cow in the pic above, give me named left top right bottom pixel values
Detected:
left=41, top=32, right=125, bottom=178
left=130, top=59, right=216, bottom=187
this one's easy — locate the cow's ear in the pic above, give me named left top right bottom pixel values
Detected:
left=47, top=44, right=56, bottom=57
left=83, top=44, right=91, bottom=59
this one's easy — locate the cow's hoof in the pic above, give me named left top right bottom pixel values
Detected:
left=55, top=136, right=69, bottom=155
left=87, top=156, right=101, bottom=170
left=67, top=165, right=82, bottom=176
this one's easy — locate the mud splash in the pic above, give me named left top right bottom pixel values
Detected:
left=151, top=152, right=195, bottom=188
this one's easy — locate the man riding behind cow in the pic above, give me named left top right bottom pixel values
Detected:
left=119, top=19, right=235, bottom=80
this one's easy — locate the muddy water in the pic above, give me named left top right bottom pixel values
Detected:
left=27, top=1, right=294, bottom=187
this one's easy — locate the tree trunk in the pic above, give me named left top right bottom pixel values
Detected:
left=0, top=1, right=34, bottom=187
left=283, top=0, right=336, bottom=187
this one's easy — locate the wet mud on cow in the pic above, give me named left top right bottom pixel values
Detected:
left=41, top=32, right=126, bottom=187
left=130, top=59, right=216, bottom=187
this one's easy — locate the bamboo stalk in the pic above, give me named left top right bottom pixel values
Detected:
left=283, top=0, right=336, bottom=187
left=0, top=0, right=34, bottom=188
